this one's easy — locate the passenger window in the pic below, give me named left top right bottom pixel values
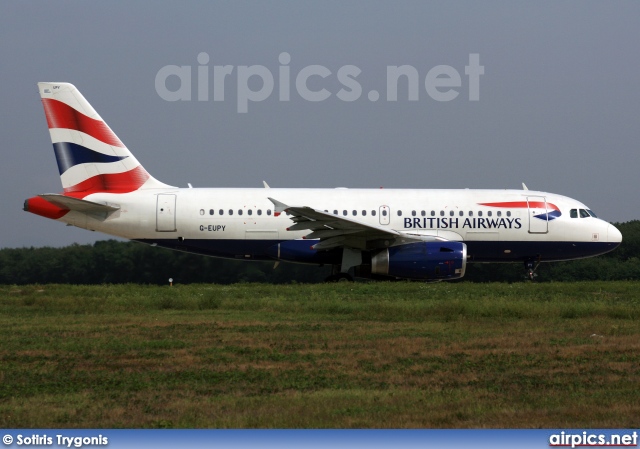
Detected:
left=248, top=209, right=252, bottom=216
left=200, top=209, right=205, bottom=216
left=478, top=211, right=483, bottom=217
left=449, top=210, right=454, bottom=217
left=431, top=211, right=435, bottom=216
left=257, top=210, right=262, bottom=216
left=382, top=210, right=387, bottom=216
left=352, top=210, right=357, bottom=216
left=411, top=210, right=416, bottom=217
left=570, top=209, right=578, bottom=218
left=580, top=209, right=590, bottom=218
left=229, top=209, right=233, bottom=216
left=497, top=211, right=502, bottom=217
left=333, top=210, right=338, bottom=215
left=238, top=210, right=243, bottom=216
left=219, top=209, right=224, bottom=215
left=372, top=210, right=376, bottom=216
left=421, top=210, right=426, bottom=216
left=397, top=210, right=403, bottom=216
left=440, top=211, right=445, bottom=217
left=209, top=209, right=213, bottom=215
left=362, top=210, right=367, bottom=216
left=469, top=211, right=473, bottom=217
left=487, top=211, right=492, bottom=217
left=506, top=211, right=511, bottom=217
left=267, top=209, right=272, bottom=216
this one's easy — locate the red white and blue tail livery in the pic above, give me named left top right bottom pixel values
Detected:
left=25, top=83, right=622, bottom=281
left=39, top=82, right=170, bottom=196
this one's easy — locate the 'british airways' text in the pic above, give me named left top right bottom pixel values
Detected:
left=404, top=217, right=522, bottom=229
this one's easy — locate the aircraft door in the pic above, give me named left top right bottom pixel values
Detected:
left=527, top=196, right=548, bottom=234
left=156, top=194, right=177, bottom=232
left=379, top=205, right=390, bottom=225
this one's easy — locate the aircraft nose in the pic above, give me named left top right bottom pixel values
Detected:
left=607, top=224, right=622, bottom=245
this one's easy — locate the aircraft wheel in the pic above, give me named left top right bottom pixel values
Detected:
left=336, top=273, right=353, bottom=282
left=325, top=273, right=354, bottom=283
left=524, top=260, right=539, bottom=281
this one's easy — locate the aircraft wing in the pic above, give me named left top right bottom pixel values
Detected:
left=268, top=197, right=441, bottom=250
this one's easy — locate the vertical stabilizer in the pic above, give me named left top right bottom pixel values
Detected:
left=38, top=82, right=172, bottom=196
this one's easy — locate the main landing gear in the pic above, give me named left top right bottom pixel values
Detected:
left=324, top=265, right=354, bottom=282
left=325, top=273, right=354, bottom=282
left=524, top=258, right=541, bottom=281
left=325, top=248, right=361, bottom=282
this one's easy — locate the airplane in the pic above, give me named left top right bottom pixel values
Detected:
left=24, top=83, right=622, bottom=282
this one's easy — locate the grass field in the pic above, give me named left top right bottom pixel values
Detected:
left=0, top=281, right=638, bottom=428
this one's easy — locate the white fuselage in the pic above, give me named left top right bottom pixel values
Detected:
left=59, top=187, right=620, bottom=264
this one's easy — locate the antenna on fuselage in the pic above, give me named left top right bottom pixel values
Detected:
left=522, top=183, right=529, bottom=190
left=263, top=181, right=270, bottom=189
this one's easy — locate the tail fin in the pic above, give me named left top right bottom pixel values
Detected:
left=38, top=82, right=172, bottom=196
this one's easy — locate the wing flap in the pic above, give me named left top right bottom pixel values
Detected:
left=304, top=229, right=360, bottom=240
left=311, top=236, right=346, bottom=250
left=287, top=221, right=325, bottom=232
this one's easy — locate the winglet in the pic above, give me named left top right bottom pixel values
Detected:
left=268, top=197, right=288, bottom=217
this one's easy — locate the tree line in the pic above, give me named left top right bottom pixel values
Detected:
left=1, top=221, right=638, bottom=284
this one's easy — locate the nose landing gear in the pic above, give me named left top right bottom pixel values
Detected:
left=524, top=258, right=541, bottom=281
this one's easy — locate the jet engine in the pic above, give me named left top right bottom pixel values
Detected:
left=371, top=241, right=467, bottom=280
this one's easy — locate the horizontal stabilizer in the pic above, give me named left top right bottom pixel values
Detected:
left=38, top=194, right=120, bottom=214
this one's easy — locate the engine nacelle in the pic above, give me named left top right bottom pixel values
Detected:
left=371, top=241, right=467, bottom=280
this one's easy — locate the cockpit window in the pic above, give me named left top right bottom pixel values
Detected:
left=570, top=209, right=577, bottom=218
left=587, top=210, right=597, bottom=218
left=579, top=209, right=590, bottom=218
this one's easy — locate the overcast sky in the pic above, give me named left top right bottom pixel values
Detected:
left=1, top=1, right=638, bottom=248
